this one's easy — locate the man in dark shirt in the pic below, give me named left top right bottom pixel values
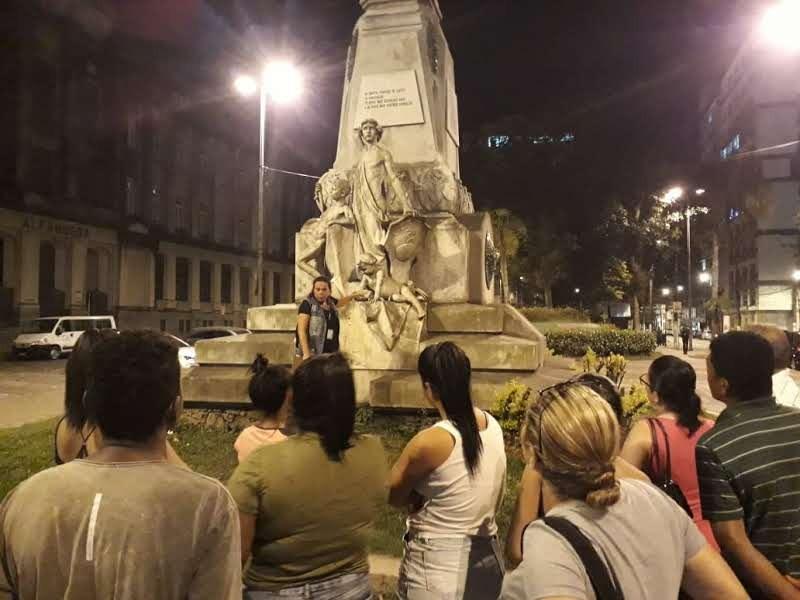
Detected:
left=697, top=331, right=800, bottom=599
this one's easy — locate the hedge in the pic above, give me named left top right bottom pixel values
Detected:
left=545, top=327, right=656, bottom=357
left=519, top=306, right=591, bottom=323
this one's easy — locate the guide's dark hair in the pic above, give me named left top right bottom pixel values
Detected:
left=64, top=328, right=119, bottom=429
left=572, top=373, right=624, bottom=425
left=292, top=353, right=355, bottom=461
left=248, top=354, right=291, bottom=415
left=308, top=276, right=331, bottom=298
left=709, top=331, right=773, bottom=401
left=84, top=330, right=180, bottom=443
left=418, top=342, right=483, bottom=476
left=649, top=356, right=703, bottom=435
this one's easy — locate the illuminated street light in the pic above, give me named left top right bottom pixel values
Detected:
left=793, top=269, right=800, bottom=282
left=660, top=186, right=685, bottom=205
left=233, top=60, right=303, bottom=304
left=233, top=74, right=258, bottom=97
left=574, top=287, right=580, bottom=294
left=698, top=272, right=712, bottom=284
left=695, top=188, right=706, bottom=196
left=677, top=285, right=684, bottom=293
left=759, top=0, right=800, bottom=53
left=262, top=61, right=303, bottom=104
left=662, top=287, right=671, bottom=297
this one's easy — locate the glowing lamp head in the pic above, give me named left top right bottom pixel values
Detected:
left=760, top=1, right=800, bottom=53
left=233, top=75, right=258, bottom=97
left=793, top=269, right=800, bottom=282
left=263, top=61, right=303, bottom=104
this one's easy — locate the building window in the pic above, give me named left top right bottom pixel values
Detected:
left=125, top=177, right=137, bottom=216
left=221, top=264, right=232, bottom=304
left=240, top=268, right=251, bottom=305
left=176, top=257, right=190, bottom=302
left=159, top=319, right=167, bottom=332
left=487, top=135, right=510, bottom=149
left=155, top=253, right=165, bottom=301
left=175, top=199, right=186, bottom=232
left=198, top=204, right=210, bottom=239
left=178, top=318, right=190, bottom=334
left=127, top=112, right=138, bottom=149
left=273, top=272, right=281, bottom=304
left=199, top=260, right=212, bottom=302
left=720, top=134, right=741, bottom=160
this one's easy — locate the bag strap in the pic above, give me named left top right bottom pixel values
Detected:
left=646, top=418, right=663, bottom=481
left=652, top=418, right=673, bottom=481
left=544, top=516, right=624, bottom=600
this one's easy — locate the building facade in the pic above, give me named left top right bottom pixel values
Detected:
left=0, top=2, right=316, bottom=332
left=700, top=37, right=800, bottom=330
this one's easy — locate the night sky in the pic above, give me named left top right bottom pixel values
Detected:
left=108, top=0, right=767, bottom=174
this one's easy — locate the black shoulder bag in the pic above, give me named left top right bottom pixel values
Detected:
left=647, top=418, right=693, bottom=518
left=544, top=516, right=624, bottom=600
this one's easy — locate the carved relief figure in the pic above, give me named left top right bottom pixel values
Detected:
left=357, top=255, right=428, bottom=319
left=352, top=119, right=414, bottom=264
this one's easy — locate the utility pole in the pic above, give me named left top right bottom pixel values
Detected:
left=686, top=204, right=693, bottom=351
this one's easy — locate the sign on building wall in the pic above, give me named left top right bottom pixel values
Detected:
left=353, top=70, right=425, bottom=128
left=22, top=216, right=89, bottom=239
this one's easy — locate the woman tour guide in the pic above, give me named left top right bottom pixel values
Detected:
left=295, top=276, right=360, bottom=366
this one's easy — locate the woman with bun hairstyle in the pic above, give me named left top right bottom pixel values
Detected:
left=621, top=355, right=719, bottom=549
left=502, top=382, right=745, bottom=600
left=234, top=354, right=292, bottom=463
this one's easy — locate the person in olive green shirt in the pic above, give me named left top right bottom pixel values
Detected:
left=228, top=353, right=387, bottom=599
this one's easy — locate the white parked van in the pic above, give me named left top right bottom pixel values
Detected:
left=11, top=316, right=117, bottom=360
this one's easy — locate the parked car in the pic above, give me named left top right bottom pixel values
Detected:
left=184, top=326, right=250, bottom=346
left=166, top=334, right=197, bottom=369
left=11, top=316, right=117, bottom=360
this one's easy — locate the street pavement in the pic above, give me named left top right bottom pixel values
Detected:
left=0, top=358, right=65, bottom=428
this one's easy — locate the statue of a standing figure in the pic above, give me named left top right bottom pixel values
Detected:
left=352, top=119, right=414, bottom=264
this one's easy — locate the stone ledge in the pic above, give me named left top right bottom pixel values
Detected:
left=195, top=332, right=294, bottom=366
left=426, top=303, right=503, bottom=334
left=247, top=304, right=298, bottom=332
left=420, top=333, right=541, bottom=371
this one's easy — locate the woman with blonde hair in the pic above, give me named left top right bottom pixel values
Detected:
left=501, top=382, right=746, bottom=600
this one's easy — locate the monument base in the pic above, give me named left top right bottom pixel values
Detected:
left=181, top=302, right=546, bottom=409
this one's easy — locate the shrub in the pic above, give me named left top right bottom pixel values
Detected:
left=622, top=383, right=655, bottom=425
left=546, top=327, right=656, bottom=357
left=519, top=306, right=590, bottom=323
left=579, top=348, right=626, bottom=388
left=491, top=379, right=532, bottom=445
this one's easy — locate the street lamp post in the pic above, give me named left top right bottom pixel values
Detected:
left=792, top=269, right=800, bottom=331
left=234, top=61, right=303, bottom=306
left=660, top=186, right=708, bottom=350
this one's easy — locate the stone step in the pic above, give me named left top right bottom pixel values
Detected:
left=195, top=332, right=294, bottom=365
left=181, top=365, right=253, bottom=407
left=426, top=303, right=503, bottom=334
left=369, top=370, right=539, bottom=410
left=421, top=333, right=541, bottom=371
left=247, top=304, right=297, bottom=332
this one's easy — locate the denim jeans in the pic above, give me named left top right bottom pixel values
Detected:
left=243, top=571, right=372, bottom=600
left=397, top=533, right=504, bottom=600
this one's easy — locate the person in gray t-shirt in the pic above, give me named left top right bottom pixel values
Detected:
left=502, top=381, right=746, bottom=600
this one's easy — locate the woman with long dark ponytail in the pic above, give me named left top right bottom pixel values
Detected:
left=390, top=341, right=507, bottom=599
left=621, top=355, right=719, bottom=549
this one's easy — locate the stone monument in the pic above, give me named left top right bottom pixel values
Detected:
left=182, top=0, right=545, bottom=408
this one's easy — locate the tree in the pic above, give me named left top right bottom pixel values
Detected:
left=491, top=209, right=526, bottom=303
left=522, top=220, right=577, bottom=308
left=600, top=199, right=677, bottom=329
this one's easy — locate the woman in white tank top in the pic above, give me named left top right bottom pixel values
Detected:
left=389, top=342, right=507, bottom=600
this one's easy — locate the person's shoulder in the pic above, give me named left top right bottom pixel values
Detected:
left=298, top=298, right=311, bottom=312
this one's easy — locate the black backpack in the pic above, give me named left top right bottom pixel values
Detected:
left=647, top=418, right=694, bottom=518
left=544, top=516, right=625, bottom=600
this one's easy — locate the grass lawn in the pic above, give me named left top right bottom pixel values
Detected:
left=0, top=412, right=525, bottom=558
